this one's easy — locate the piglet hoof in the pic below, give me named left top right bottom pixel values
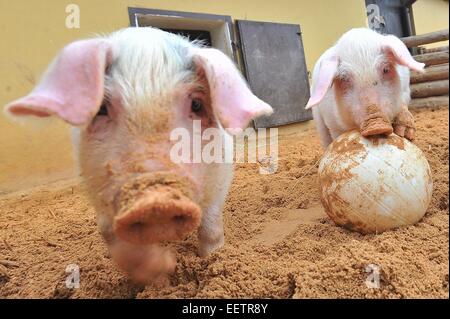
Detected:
left=360, top=117, right=393, bottom=137
left=114, top=187, right=202, bottom=245
left=198, top=235, right=224, bottom=258
left=393, top=110, right=416, bottom=141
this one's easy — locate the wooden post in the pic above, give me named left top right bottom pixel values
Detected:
left=401, top=29, right=449, bottom=48
left=410, top=96, right=449, bottom=108
left=403, top=29, right=449, bottom=108
left=410, top=80, right=449, bottom=98
left=420, top=46, right=449, bottom=54
left=410, top=63, right=449, bottom=83
left=414, top=51, right=449, bottom=66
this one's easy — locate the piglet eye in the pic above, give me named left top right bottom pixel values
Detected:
left=383, top=66, right=391, bottom=74
left=336, top=74, right=352, bottom=89
left=96, top=102, right=109, bottom=116
left=191, top=99, right=203, bottom=114
left=339, top=74, right=351, bottom=83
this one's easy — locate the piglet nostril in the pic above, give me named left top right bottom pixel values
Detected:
left=173, top=215, right=187, bottom=224
left=129, top=221, right=146, bottom=233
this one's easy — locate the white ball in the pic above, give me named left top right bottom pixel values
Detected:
left=318, top=130, right=433, bottom=234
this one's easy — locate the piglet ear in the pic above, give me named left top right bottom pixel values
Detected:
left=382, top=35, right=425, bottom=73
left=193, top=48, right=273, bottom=133
left=305, top=48, right=339, bottom=109
left=5, top=39, right=112, bottom=126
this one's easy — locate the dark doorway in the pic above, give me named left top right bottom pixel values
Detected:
left=161, top=29, right=212, bottom=47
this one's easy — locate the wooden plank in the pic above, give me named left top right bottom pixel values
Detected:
left=414, top=51, right=449, bottom=66
left=410, top=63, right=449, bottom=83
left=418, top=45, right=449, bottom=54
left=409, top=95, right=449, bottom=108
left=410, top=80, right=449, bottom=98
left=236, top=20, right=312, bottom=128
left=401, top=29, right=449, bottom=47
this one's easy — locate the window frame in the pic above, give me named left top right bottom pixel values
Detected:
left=128, top=7, right=236, bottom=60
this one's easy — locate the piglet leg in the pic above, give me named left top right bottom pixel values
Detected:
left=197, top=161, right=233, bottom=257
left=393, top=105, right=415, bottom=141
left=313, top=108, right=333, bottom=148
left=198, top=205, right=225, bottom=257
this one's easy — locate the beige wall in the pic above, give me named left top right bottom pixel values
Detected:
left=0, top=0, right=368, bottom=193
left=0, top=0, right=448, bottom=193
left=413, top=0, right=449, bottom=48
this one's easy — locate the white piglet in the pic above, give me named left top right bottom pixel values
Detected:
left=4, top=28, right=273, bottom=283
left=306, top=28, right=425, bottom=148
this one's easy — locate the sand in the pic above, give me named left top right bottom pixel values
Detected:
left=0, top=106, right=448, bottom=298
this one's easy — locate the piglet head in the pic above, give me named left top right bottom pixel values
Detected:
left=4, top=28, right=272, bottom=283
left=306, top=28, right=424, bottom=137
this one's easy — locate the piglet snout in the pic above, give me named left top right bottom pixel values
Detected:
left=113, top=174, right=202, bottom=245
left=110, top=240, right=176, bottom=284
left=360, top=104, right=394, bottom=137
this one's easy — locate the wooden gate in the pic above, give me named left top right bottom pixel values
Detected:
left=236, top=21, right=312, bottom=128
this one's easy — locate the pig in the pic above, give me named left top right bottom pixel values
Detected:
left=4, top=27, right=273, bottom=283
left=305, top=28, right=425, bottom=148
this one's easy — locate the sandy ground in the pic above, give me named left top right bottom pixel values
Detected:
left=0, top=106, right=448, bottom=299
